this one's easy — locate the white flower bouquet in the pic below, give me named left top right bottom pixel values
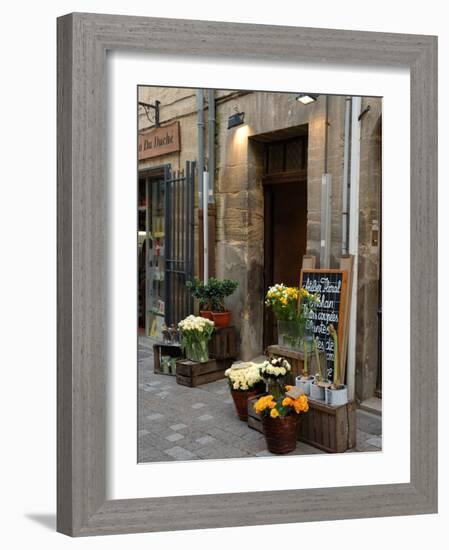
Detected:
left=178, top=314, right=214, bottom=363
left=260, top=357, right=291, bottom=398
left=224, top=363, right=263, bottom=391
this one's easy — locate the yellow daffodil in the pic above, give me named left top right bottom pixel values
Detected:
left=282, top=397, right=293, bottom=407
left=270, top=408, right=280, bottom=418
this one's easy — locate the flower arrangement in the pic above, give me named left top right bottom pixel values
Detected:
left=225, top=363, right=265, bottom=421
left=265, top=284, right=300, bottom=321
left=254, top=386, right=309, bottom=419
left=178, top=314, right=214, bottom=363
left=260, top=356, right=291, bottom=398
left=225, top=363, right=263, bottom=391
left=265, top=284, right=320, bottom=351
left=255, top=385, right=309, bottom=454
left=260, top=356, right=291, bottom=381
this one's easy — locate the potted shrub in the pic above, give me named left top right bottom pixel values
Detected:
left=259, top=356, right=292, bottom=399
left=186, top=278, right=212, bottom=319
left=178, top=314, right=214, bottom=363
left=225, top=363, right=265, bottom=421
left=207, top=277, right=239, bottom=328
left=325, top=324, right=348, bottom=406
left=254, top=386, right=309, bottom=454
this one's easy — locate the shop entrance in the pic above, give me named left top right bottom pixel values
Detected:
left=138, top=162, right=195, bottom=340
left=262, top=134, right=308, bottom=348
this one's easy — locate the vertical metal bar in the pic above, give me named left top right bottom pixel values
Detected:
left=177, top=171, right=181, bottom=324
left=145, top=178, right=149, bottom=335
left=181, top=166, right=186, bottom=319
left=185, top=162, right=191, bottom=314
left=164, top=166, right=171, bottom=326
left=189, top=162, right=195, bottom=312
left=171, top=171, right=176, bottom=325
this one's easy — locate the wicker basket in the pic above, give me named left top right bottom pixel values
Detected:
left=262, top=415, right=298, bottom=454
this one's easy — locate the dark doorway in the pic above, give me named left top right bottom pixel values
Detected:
left=262, top=135, right=308, bottom=348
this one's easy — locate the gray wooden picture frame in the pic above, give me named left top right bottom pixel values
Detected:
left=57, top=12, right=438, bottom=537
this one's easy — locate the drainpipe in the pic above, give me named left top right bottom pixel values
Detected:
left=320, top=96, right=332, bottom=268
left=347, top=96, right=362, bottom=402
left=207, top=89, right=215, bottom=205
left=196, top=89, right=208, bottom=282
left=342, top=97, right=352, bottom=256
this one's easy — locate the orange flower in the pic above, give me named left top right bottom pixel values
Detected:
left=270, top=408, right=280, bottom=418
left=282, top=397, right=293, bottom=407
left=292, top=394, right=309, bottom=413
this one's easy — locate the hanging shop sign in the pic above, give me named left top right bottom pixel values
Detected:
left=138, top=121, right=180, bottom=160
left=300, top=269, right=349, bottom=380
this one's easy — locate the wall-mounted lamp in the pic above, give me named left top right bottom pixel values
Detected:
left=227, top=110, right=245, bottom=129
left=296, top=93, right=319, bottom=105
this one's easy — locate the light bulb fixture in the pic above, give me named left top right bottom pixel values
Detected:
left=296, top=93, right=319, bottom=105
left=227, top=111, right=245, bottom=129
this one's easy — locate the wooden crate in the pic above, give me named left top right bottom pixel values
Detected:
left=176, top=358, right=232, bottom=387
left=209, top=326, right=238, bottom=360
left=247, top=395, right=265, bottom=434
left=153, top=343, right=183, bottom=376
left=298, top=398, right=357, bottom=453
left=248, top=394, right=357, bottom=453
left=266, top=345, right=325, bottom=383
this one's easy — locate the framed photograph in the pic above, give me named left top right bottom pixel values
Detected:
left=57, top=13, right=437, bottom=536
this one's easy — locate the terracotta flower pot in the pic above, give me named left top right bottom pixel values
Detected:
left=231, top=386, right=264, bottom=421
left=262, top=414, right=298, bottom=454
left=199, top=310, right=213, bottom=320
left=211, top=310, right=231, bottom=328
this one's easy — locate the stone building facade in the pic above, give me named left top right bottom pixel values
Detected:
left=138, top=87, right=382, bottom=403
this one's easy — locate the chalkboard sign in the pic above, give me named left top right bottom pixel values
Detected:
left=300, top=269, right=348, bottom=381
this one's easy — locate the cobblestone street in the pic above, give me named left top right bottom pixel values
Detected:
left=138, top=338, right=382, bottom=463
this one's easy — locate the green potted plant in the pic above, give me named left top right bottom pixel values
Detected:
left=207, top=277, right=239, bottom=328
left=186, top=278, right=212, bottom=319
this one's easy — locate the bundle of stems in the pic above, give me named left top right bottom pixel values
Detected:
left=312, top=336, right=324, bottom=382
left=327, top=324, right=343, bottom=388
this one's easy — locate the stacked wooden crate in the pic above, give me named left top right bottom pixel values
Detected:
left=298, top=398, right=356, bottom=453
left=153, top=343, right=183, bottom=376
left=175, top=326, right=238, bottom=387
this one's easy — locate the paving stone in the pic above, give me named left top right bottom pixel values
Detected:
left=166, top=432, right=185, bottom=442
left=197, top=414, right=214, bottom=421
left=196, top=435, right=216, bottom=446
left=146, top=413, right=164, bottom=421
left=365, top=436, right=382, bottom=448
left=170, top=423, right=188, bottom=431
left=138, top=429, right=149, bottom=437
left=191, top=402, right=206, bottom=409
left=164, top=446, right=196, bottom=460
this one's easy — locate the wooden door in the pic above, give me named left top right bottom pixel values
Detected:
left=263, top=180, right=307, bottom=348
